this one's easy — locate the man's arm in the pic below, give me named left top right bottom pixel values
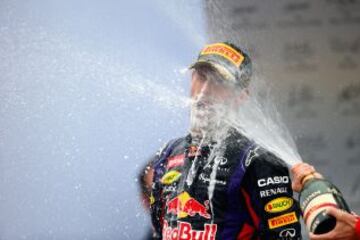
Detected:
left=138, top=155, right=156, bottom=210
left=242, top=151, right=302, bottom=239
left=149, top=140, right=178, bottom=239
left=291, top=162, right=323, bottom=192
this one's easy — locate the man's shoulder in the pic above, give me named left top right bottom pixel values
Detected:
left=152, top=136, right=188, bottom=167
left=244, top=145, right=289, bottom=171
left=160, top=136, right=188, bottom=153
left=225, top=131, right=288, bottom=170
left=157, top=136, right=186, bottom=153
left=241, top=145, right=292, bottom=191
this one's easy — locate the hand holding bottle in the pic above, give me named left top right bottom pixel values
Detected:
left=291, top=162, right=360, bottom=239
left=291, top=162, right=323, bottom=192
left=309, top=207, right=360, bottom=240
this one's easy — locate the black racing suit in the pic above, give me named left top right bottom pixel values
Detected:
left=150, top=130, right=302, bottom=239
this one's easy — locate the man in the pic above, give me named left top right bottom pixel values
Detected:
left=149, top=42, right=302, bottom=239
left=291, top=163, right=360, bottom=240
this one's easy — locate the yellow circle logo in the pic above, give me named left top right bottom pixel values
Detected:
left=265, top=197, right=293, bottom=213
left=161, top=170, right=182, bottom=185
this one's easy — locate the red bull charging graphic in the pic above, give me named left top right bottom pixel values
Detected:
left=166, top=192, right=211, bottom=219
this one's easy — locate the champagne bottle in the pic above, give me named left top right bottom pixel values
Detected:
left=299, top=176, right=351, bottom=234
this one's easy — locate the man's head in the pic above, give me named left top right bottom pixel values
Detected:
left=190, top=42, right=252, bottom=105
left=190, top=42, right=252, bottom=89
left=189, top=42, right=252, bottom=141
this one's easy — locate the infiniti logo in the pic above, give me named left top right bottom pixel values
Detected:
left=279, top=228, right=296, bottom=238
left=214, top=156, right=227, bottom=166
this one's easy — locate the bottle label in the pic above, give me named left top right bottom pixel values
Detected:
left=303, top=193, right=337, bottom=227
left=299, top=179, right=350, bottom=233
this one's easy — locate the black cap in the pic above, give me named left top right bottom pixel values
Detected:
left=190, top=42, right=252, bottom=88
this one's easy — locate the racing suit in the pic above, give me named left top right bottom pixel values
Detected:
left=150, top=130, right=302, bottom=239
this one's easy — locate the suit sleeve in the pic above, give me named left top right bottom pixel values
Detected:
left=150, top=140, right=175, bottom=239
left=241, top=150, right=302, bottom=240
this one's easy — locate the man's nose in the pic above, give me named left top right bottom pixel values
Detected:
left=199, top=81, right=212, bottom=95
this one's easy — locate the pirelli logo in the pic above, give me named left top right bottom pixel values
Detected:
left=200, top=43, right=244, bottom=67
left=268, top=212, right=298, bottom=229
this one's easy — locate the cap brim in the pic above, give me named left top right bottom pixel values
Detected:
left=189, top=60, right=236, bottom=84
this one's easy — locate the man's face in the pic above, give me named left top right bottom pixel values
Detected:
left=189, top=66, right=248, bottom=140
left=191, top=67, right=235, bottom=104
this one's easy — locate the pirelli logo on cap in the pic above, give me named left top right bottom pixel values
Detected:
left=200, top=43, right=244, bottom=67
left=268, top=211, right=298, bottom=229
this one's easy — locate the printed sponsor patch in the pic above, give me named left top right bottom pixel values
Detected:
left=260, top=187, right=288, bottom=198
left=162, top=220, right=217, bottom=240
left=163, top=185, right=177, bottom=193
left=150, top=194, right=155, bottom=205
left=265, top=197, right=293, bottom=213
left=167, top=154, right=185, bottom=169
left=200, top=43, right=244, bottom=67
left=199, top=173, right=227, bottom=185
left=268, top=212, right=298, bottom=229
left=166, top=191, right=211, bottom=219
left=161, top=170, right=182, bottom=185
left=258, top=176, right=289, bottom=187
left=279, top=228, right=296, bottom=238
left=244, top=146, right=260, bottom=167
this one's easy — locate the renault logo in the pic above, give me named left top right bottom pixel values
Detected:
left=279, top=228, right=296, bottom=238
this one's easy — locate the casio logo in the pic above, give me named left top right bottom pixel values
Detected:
left=258, top=176, right=289, bottom=187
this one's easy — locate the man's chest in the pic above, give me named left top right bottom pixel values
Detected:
left=160, top=144, right=246, bottom=220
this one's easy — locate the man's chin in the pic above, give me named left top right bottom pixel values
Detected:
left=190, top=117, right=228, bottom=142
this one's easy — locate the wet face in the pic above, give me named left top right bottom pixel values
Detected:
left=191, top=67, right=235, bottom=104
left=190, top=66, right=249, bottom=110
left=189, top=66, right=249, bottom=140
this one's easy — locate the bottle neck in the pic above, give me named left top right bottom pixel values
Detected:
left=301, top=174, right=316, bottom=186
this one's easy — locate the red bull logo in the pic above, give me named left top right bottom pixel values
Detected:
left=162, top=220, right=217, bottom=240
left=166, top=192, right=211, bottom=219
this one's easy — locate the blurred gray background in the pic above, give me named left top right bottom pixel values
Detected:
left=0, top=0, right=359, bottom=239
left=205, top=0, right=360, bottom=213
